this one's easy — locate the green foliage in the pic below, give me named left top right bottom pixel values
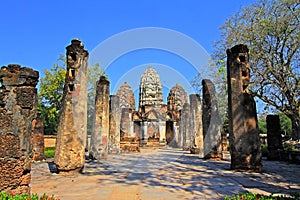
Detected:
left=38, top=54, right=105, bottom=136
left=38, top=57, right=66, bottom=135
left=224, top=192, right=299, bottom=200
left=283, top=143, right=296, bottom=151
left=258, top=114, right=267, bottom=134
left=44, top=147, right=55, bottom=158
left=213, top=0, right=300, bottom=139
left=0, top=192, right=59, bottom=200
left=278, top=112, right=292, bottom=136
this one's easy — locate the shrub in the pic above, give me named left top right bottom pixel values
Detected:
left=0, top=192, right=59, bottom=200
left=224, top=192, right=300, bottom=200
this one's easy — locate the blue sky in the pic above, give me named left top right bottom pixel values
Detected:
left=0, top=0, right=255, bottom=98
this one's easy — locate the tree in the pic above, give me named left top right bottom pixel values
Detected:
left=278, top=112, right=292, bottom=136
left=87, top=63, right=106, bottom=135
left=38, top=56, right=66, bottom=135
left=38, top=55, right=105, bottom=135
left=213, top=0, right=300, bottom=139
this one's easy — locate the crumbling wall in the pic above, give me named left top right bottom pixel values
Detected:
left=0, top=64, right=39, bottom=194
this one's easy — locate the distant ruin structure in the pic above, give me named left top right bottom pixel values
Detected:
left=267, top=115, right=283, bottom=160
left=54, top=39, right=89, bottom=174
left=227, top=44, right=262, bottom=171
left=167, top=84, right=188, bottom=147
left=115, top=67, right=197, bottom=150
left=90, top=76, right=110, bottom=160
left=0, top=64, right=39, bottom=194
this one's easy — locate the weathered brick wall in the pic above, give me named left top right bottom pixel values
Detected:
left=0, top=64, right=39, bottom=194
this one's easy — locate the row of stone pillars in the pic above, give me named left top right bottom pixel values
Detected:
left=0, top=41, right=271, bottom=194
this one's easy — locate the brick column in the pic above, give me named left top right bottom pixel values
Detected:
left=0, top=64, right=39, bottom=194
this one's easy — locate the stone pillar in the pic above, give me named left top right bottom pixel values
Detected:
left=227, top=44, right=262, bottom=171
left=178, top=119, right=183, bottom=148
left=173, top=122, right=180, bottom=147
left=267, top=115, right=283, bottom=160
left=31, top=114, right=45, bottom=161
left=159, top=120, right=166, bottom=145
left=90, top=76, right=110, bottom=160
left=109, top=95, right=120, bottom=154
left=129, top=114, right=135, bottom=137
left=189, top=94, right=204, bottom=157
left=0, top=64, right=39, bottom=194
left=202, top=79, right=222, bottom=159
left=54, top=39, right=88, bottom=174
left=120, top=108, right=131, bottom=139
left=180, top=103, right=191, bottom=150
left=141, top=121, right=148, bottom=146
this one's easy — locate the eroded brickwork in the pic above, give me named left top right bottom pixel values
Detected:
left=0, top=64, right=39, bottom=194
left=31, top=114, right=45, bottom=161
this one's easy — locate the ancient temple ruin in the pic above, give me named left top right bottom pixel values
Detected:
left=227, top=44, right=262, bottom=171
left=54, top=39, right=89, bottom=174
left=0, top=64, right=39, bottom=194
left=108, top=66, right=206, bottom=152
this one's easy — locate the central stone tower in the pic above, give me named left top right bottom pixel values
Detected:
left=139, top=67, right=163, bottom=113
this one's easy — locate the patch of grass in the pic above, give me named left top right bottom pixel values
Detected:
left=224, top=192, right=300, bottom=200
left=44, top=147, right=55, bottom=158
left=0, top=192, right=59, bottom=200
